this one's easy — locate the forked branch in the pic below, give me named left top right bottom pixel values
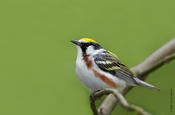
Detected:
left=90, top=89, right=151, bottom=115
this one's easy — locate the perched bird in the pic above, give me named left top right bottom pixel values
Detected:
left=71, top=38, right=160, bottom=92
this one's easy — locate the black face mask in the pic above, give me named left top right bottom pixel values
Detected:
left=80, top=42, right=102, bottom=54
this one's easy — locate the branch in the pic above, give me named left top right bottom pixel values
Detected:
left=91, top=89, right=151, bottom=115
left=97, top=39, right=175, bottom=115
left=135, top=53, right=175, bottom=77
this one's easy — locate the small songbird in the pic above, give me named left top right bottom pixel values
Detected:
left=71, top=38, right=160, bottom=92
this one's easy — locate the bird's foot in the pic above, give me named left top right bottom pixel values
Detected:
left=90, top=90, right=101, bottom=102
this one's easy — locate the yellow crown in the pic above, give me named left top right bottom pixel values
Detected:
left=80, top=38, right=97, bottom=43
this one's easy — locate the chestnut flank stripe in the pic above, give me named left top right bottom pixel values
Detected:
left=92, top=69, right=117, bottom=88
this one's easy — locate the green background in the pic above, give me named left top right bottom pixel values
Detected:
left=0, top=0, right=175, bottom=115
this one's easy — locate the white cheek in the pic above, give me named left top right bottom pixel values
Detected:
left=86, top=46, right=95, bottom=54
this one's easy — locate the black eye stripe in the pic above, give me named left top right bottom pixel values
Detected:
left=80, top=42, right=102, bottom=54
left=81, top=42, right=91, bottom=46
left=81, top=43, right=89, bottom=53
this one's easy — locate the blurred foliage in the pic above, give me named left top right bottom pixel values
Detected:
left=0, top=0, right=175, bottom=115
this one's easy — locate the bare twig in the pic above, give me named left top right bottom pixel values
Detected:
left=135, top=53, right=175, bottom=77
left=132, top=39, right=175, bottom=76
left=96, top=39, right=175, bottom=115
left=91, top=89, right=151, bottom=115
left=109, top=89, right=151, bottom=115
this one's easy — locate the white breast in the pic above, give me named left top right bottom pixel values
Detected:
left=75, top=47, right=127, bottom=91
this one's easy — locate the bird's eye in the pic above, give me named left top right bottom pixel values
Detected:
left=82, top=43, right=91, bottom=47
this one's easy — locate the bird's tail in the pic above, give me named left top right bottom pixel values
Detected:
left=133, top=77, right=160, bottom=91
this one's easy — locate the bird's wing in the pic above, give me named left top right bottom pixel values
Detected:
left=93, top=51, right=136, bottom=85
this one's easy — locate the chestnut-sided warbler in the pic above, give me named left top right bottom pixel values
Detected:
left=71, top=38, right=159, bottom=92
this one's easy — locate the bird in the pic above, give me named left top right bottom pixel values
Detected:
left=71, top=38, right=160, bottom=93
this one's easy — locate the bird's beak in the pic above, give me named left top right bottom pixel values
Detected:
left=70, top=40, right=82, bottom=46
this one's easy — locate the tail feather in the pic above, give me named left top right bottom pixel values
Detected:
left=133, top=77, right=160, bottom=91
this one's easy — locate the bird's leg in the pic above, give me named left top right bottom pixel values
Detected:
left=90, top=90, right=101, bottom=101
left=89, top=90, right=102, bottom=115
left=90, top=89, right=112, bottom=115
